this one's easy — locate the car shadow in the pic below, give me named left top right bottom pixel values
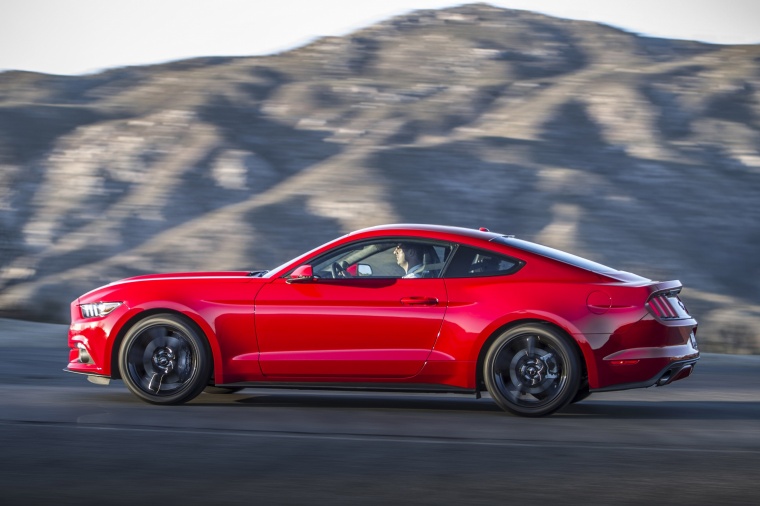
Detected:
left=222, top=391, right=503, bottom=413
left=185, top=391, right=760, bottom=420
left=561, top=400, right=760, bottom=420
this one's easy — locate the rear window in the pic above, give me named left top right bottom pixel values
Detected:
left=493, top=236, right=617, bottom=273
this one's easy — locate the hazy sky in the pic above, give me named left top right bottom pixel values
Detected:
left=1, top=0, right=758, bottom=75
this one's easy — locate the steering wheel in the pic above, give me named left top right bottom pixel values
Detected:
left=330, top=261, right=349, bottom=278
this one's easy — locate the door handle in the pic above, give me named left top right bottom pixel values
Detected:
left=400, top=296, right=439, bottom=306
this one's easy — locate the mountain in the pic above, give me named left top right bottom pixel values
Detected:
left=1, top=4, right=759, bottom=353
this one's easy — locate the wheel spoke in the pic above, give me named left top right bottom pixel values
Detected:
left=149, top=372, right=166, bottom=393
left=164, top=334, right=184, bottom=352
left=515, top=383, right=530, bottom=396
left=144, top=325, right=168, bottom=345
left=493, top=353, right=511, bottom=375
left=140, top=340, right=160, bottom=373
left=526, top=335, right=536, bottom=356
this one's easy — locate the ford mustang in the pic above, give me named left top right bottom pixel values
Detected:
left=66, top=224, right=699, bottom=416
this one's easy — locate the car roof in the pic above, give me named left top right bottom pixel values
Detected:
left=350, top=224, right=642, bottom=280
left=350, top=223, right=502, bottom=241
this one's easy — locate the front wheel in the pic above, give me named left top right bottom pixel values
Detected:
left=118, top=314, right=211, bottom=405
left=483, top=325, right=581, bottom=417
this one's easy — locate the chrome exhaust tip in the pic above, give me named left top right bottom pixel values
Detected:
left=656, top=364, right=694, bottom=386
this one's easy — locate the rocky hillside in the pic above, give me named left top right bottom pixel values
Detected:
left=1, top=4, right=759, bottom=353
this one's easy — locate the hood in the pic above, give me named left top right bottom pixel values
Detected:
left=77, top=271, right=261, bottom=302
left=121, top=271, right=256, bottom=282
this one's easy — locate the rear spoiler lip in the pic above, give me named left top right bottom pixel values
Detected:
left=648, top=279, right=683, bottom=296
left=595, top=272, right=683, bottom=294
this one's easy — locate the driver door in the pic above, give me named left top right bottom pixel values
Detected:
left=254, top=240, right=450, bottom=379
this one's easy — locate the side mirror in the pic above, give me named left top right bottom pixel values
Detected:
left=286, top=265, right=314, bottom=283
left=357, top=264, right=373, bottom=277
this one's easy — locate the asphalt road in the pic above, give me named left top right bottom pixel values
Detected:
left=1, top=318, right=759, bottom=505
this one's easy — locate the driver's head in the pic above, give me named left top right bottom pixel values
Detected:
left=394, top=243, right=422, bottom=271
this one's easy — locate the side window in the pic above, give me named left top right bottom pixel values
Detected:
left=311, top=241, right=401, bottom=278
left=444, top=245, right=522, bottom=278
left=308, top=240, right=453, bottom=279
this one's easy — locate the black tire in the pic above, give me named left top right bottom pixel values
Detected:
left=118, top=314, right=211, bottom=405
left=483, top=324, right=581, bottom=417
left=571, top=382, right=592, bottom=404
left=203, top=386, right=243, bottom=395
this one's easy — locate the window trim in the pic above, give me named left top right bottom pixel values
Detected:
left=441, top=244, right=525, bottom=279
left=284, top=237, right=457, bottom=280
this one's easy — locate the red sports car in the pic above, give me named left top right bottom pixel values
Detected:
left=66, top=224, right=699, bottom=416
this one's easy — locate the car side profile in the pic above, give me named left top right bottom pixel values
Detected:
left=66, top=224, right=699, bottom=416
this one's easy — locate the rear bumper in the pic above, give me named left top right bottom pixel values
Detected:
left=590, top=319, right=699, bottom=390
left=592, top=356, right=698, bottom=392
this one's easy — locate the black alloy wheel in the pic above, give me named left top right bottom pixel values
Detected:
left=484, top=324, right=581, bottom=417
left=118, top=314, right=211, bottom=405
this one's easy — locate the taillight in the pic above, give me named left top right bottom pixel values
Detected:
left=647, top=292, right=691, bottom=320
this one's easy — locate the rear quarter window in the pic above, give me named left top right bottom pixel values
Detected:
left=444, top=245, right=523, bottom=278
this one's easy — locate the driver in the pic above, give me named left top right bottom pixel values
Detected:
left=394, top=243, right=424, bottom=278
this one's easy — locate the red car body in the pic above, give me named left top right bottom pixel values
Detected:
left=66, top=224, right=699, bottom=416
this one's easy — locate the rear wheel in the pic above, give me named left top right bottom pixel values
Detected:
left=118, top=314, right=211, bottom=405
left=484, top=325, right=581, bottom=417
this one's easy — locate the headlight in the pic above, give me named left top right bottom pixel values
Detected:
left=79, top=302, right=122, bottom=318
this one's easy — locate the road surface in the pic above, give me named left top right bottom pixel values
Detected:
left=1, top=318, right=758, bottom=505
